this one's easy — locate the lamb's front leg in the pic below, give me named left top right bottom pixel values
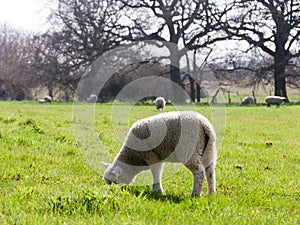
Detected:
left=150, top=163, right=164, bottom=194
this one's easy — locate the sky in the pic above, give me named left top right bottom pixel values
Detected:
left=0, top=0, right=52, bottom=32
left=0, top=0, right=247, bottom=54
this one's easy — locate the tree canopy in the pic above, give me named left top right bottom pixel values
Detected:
left=222, top=0, right=300, bottom=99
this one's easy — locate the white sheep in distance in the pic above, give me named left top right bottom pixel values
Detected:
left=240, top=96, right=255, bottom=106
left=265, top=96, right=287, bottom=107
left=155, top=97, right=166, bottom=110
left=102, top=111, right=217, bottom=196
left=86, top=94, right=97, bottom=103
left=38, top=95, right=52, bottom=104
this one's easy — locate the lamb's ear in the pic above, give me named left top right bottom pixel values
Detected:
left=101, top=162, right=111, bottom=168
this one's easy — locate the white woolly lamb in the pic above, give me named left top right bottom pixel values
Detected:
left=155, top=97, right=166, bottom=110
left=240, top=96, right=255, bottom=106
left=86, top=94, right=97, bottom=103
left=265, top=96, right=287, bottom=107
left=38, top=95, right=52, bottom=104
left=102, top=111, right=217, bottom=196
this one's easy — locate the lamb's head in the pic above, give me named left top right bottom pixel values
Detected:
left=102, top=161, right=137, bottom=185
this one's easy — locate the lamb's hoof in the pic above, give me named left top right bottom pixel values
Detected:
left=152, top=183, right=163, bottom=194
left=207, top=191, right=216, bottom=196
left=152, top=190, right=163, bottom=195
left=150, top=191, right=163, bottom=199
left=191, top=193, right=202, bottom=197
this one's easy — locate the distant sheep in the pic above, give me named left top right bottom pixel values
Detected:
left=155, top=97, right=166, bottom=110
left=102, top=111, right=217, bottom=196
left=265, top=96, right=287, bottom=107
left=86, top=94, right=97, bottom=103
left=38, top=95, right=52, bottom=104
left=240, top=96, right=255, bottom=106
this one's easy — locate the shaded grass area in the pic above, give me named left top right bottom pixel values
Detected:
left=0, top=101, right=299, bottom=224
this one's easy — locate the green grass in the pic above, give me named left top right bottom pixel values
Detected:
left=0, top=101, right=299, bottom=224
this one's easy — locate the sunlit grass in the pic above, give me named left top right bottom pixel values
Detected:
left=0, top=101, right=299, bottom=224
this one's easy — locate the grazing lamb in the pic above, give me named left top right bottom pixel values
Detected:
left=265, top=96, right=287, bottom=107
left=86, top=94, right=97, bottom=103
left=155, top=97, right=166, bottom=110
left=102, top=111, right=217, bottom=196
left=38, top=95, right=52, bottom=104
left=240, top=96, right=255, bottom=106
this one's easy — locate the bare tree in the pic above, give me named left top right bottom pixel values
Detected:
left=28, top=0, right=127, bottom=101
left=30, top=33, right=80, bottom=100
left=222, top=0, right=300, bottom=100
left=0, top=24, right=33, bottom=100
left=117, top=0, right=228, bottom=102
left=50, top=0, right=125, bottom=68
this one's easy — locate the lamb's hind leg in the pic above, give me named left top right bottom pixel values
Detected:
left=150, top=163, right=164, bottom=194
left=186, top=163, right=205, bottom=196
left=205, top=163, right=216, bottom=195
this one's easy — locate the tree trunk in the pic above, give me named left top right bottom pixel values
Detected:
left=274, top=76, right=287, bottom=98
left=185, top=53, right=195, bottom=103
left=48, top=85, right=53, bottom=98
left=273, top=26, right=289, bottom=101
left=211, top=89, right=220, bottom=104
left=196, top=83, right=201, bottom=103
left=274, top=53, right=288, bottom=101
left=189, top=76, right=195, bottom=103
left=169, top=45, right=185, bottom=103
left=169, top=65, right=185, bottom=103
left=64, top=89, right=70, bottom=101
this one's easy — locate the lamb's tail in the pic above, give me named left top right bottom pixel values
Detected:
left=201, top=120, right=217, bottom=168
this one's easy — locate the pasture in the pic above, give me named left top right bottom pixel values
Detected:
left=0, top=101, right=299, bottom=224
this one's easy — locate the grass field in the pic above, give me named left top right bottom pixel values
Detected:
left=0, top=101, right=299, bottom=224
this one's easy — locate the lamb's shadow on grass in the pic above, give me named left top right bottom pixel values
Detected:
left=123, top=186, right=185, bottom=203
